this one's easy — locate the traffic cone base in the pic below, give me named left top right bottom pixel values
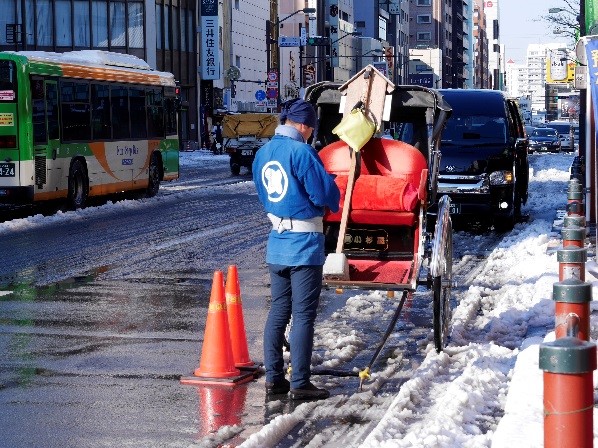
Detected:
left=180, top=371, right=254, bottom=387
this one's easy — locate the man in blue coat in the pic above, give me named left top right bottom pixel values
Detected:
left=253, top=99, right=340, bottom=400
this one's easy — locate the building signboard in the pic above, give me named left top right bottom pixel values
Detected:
left=409, top=74, right=434, bottom=87
left=200, top=0, right=219, bottom=80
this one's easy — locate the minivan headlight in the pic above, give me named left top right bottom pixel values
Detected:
left=489, top=170, right=514, bottom=185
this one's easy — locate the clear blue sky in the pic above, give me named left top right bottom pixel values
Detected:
left=500, top=0, right=572, bottom=63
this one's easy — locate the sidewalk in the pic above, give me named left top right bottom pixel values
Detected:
left=493, top=209, right=598, bottom=447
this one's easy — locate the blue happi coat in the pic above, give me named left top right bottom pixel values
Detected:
left=252, top=125, right=340, bottom=266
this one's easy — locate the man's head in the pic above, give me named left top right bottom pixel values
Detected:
left=280, top=99, right=317, bottom=141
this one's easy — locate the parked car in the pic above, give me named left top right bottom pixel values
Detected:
left=528, top=127, right=561, bottom=153
left=546, top=120, right=574, bottom=152
left=433, top=89, right=529, bottom=231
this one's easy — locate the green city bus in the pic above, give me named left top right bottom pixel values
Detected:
left=0, top=50, right=179, bottom=209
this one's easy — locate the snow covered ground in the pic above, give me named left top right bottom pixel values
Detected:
left=1, top=150, right=594, bottom=447
left=236, top=152, right=598, bottom=448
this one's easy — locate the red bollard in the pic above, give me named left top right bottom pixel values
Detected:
left=561, top=225, right=586, bottom=248
left=539, top=337, right=596, bottom=448
left=552, top=279, right=592, bottom=341
left=557, top=246, right=587, bottom=281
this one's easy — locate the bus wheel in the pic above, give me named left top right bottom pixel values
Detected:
left=68, top=160, right=88, bottom=210
left=146, top=152, right=161, bottom=197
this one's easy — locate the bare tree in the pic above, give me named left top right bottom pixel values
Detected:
left=540, top=0, right=581, bottom=42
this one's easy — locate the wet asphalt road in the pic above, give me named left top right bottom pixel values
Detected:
left=0, top=154, right=500, bottom=447
left=0, top=159, right=273, bottom=447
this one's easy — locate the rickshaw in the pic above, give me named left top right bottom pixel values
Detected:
left=305, top=67, right=453, bottom=358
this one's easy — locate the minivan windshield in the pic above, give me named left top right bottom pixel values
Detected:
left=441, top=115, right=507, bottom=144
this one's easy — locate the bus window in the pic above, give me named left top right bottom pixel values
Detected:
left=130, top=87, right=147, bottom=138
left=31, top=79, right=47, bottom=144
left=46, top=82, right=59, bottom=140
left=60, top=80, right=91, bottom=141
left=147, top=88, right=164, bottom=138
left=111, top=85, right=130, bottom=140
left=165, top=97, right=177, bottom=136
left=91, top=83, right=111, bottom=140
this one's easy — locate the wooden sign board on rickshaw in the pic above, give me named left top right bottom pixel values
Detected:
left=337, top=65, right=395, bottom=130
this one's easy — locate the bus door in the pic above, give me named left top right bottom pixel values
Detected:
left=0, top=60, right=18, bottom=189
left=31, top=78, right=60, bottom=190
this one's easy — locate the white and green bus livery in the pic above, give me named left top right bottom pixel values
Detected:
left=0, top=50, right=179, bottom=208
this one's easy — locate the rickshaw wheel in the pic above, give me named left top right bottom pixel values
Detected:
left=430, top=196, right=453, bottom=353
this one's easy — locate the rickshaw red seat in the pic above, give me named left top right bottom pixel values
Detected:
left=319, top=138, right=427, bottom=226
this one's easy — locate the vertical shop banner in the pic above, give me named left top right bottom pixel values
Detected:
left=329, top=0, right=339, bottom=68
left=201, top=0, right=220, bottom=80
left=585, top=38, right=598, bottom=149
left=586, top=0, right=598, bottom=35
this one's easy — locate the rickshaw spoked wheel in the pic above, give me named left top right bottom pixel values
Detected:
left=430, top=196, right=453, bottom=353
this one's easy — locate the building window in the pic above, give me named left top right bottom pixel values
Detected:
left=378, top=16, right=387, bottom=41
left=74, top=0, right=90, bottom=47
left=417, top=0, right=432, bottom=5
left=156, top=4, right=162, bottom=50
left=128, top=2, right=144, bottom=48
left=56, top=0, right=72, bottom=46
left=417, top=32, right=431, bottom=41
left=110, top=1, right=126, bottom=47
left=180, top=7, right=187, bottom=51
left=234, top=0, right=239, bottom=9
left=92, top=0, right=108, bottom=47
left=36, top=0, right=53, bottom=46
left=0, top=0, right=15, bottom=45
left=164, top=4, right=170, bottom=50
left=187, top=9, right=194, bottom=52
left=417, top=14, right=431, bottom=24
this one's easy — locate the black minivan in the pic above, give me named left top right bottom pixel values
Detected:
left=434, top=89, right=529, bottom=231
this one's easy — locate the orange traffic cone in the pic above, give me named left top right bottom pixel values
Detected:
left=180, top=270, right=253, bottom=386
left=225, top=265, right=259, bottom=371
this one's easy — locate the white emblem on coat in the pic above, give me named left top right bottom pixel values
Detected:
left=261, top=161, right=288, bottom=202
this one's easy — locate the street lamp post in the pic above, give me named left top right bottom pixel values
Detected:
left=266, top=7, right=315, bottom=111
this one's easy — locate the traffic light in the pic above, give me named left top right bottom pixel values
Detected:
left=231, top=81, right=236, bottom=98
left=307, top=36, right=330, bottom=46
